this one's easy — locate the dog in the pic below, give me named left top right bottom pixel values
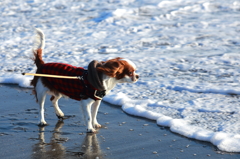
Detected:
left=30, top=29, right=139, bottom=133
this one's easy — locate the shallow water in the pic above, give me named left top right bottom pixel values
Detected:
left=3, top=84, right=239, bottom=159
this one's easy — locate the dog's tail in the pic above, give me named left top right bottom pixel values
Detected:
left=32, top=28, right=45, bottom=68
left=30, top=29, right=46, bottom=99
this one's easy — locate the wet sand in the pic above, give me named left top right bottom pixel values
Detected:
left=0, top=84, right=239, bottom=159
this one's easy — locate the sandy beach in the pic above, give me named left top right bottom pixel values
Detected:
left=0, top=84, right=239, bottom=159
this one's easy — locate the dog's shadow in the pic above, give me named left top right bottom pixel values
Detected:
left=31, top=120, right=103, bottom=158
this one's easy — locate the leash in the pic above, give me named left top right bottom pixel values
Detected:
left=22, top=73, right=79, bottom=79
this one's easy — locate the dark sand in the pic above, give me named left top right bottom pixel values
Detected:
left=0, top=84, right=240, bottom=159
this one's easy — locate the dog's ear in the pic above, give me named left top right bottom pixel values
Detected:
left=97, top=58, right=124, bottom=78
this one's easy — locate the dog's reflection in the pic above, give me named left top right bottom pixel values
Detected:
left=32, top=121, right=103, bottom=158
left=80, top=133, right=103, bottom=158
left=32, top=121, right=67, bottom=159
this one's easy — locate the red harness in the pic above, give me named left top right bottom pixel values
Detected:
left=39, top=63, right=105, bottom=101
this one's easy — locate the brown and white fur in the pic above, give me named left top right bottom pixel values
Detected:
left=31, top=29, right=139, bottom=133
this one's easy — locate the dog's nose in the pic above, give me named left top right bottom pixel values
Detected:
left=136, top=75, right=139, bottom=79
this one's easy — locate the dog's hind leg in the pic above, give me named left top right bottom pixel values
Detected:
left=50, top=94, right=64, bottom=119
left=36, top=79, right=48, bottom=126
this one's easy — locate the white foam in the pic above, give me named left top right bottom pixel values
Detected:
left=113, top=9, right=129, bottom=17
left=158, top=0, right=179, bottom=8
left=0, top=74, right=32, bottom=88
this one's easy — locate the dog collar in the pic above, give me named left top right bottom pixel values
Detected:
left=78, top=70, right=106, bottom=100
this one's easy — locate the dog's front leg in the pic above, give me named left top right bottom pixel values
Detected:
left=81, top=98, right=95, bottom=133
left=92, top=100, right=102, bottom=128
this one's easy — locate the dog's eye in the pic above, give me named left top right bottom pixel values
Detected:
left=129, top=72, right=133, bottom=75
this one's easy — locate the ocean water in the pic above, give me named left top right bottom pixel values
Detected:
left=1, top=0, right=240, bottom=152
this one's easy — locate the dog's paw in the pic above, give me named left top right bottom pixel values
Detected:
left=56, top=112, right=64, bottom=118
left=94, top=123, right=102, bottom=128
left=56, top=114, right=64, bottom=120
left=87, top=128, right=96, bottom=133
left=38, top=121, right=48, bottom=126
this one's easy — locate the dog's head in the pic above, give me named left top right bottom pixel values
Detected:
left=97, top=57, right=139, bottom=83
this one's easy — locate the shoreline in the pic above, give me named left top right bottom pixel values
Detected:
left=0, top=84, right=239, bottom=159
